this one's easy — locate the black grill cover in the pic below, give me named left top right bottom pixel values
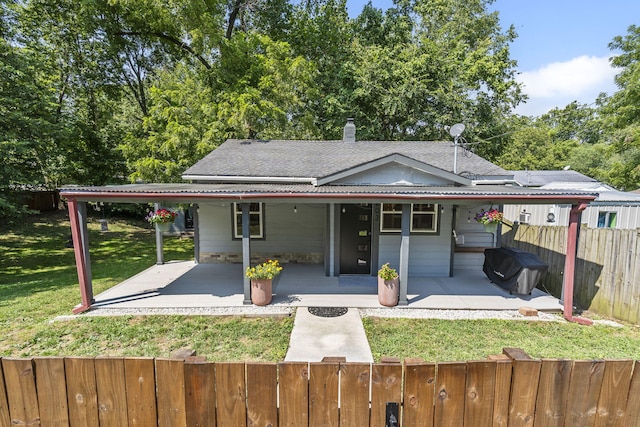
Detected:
left=483, top=247, right=548, bottom=295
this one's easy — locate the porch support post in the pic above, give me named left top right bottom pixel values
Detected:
left=68, top=199, right=93, bottom=314
left=154, top=203, right=164, bottom=265
left=563, top=202, right=592, bottom=325
left=329, top=204, right=335, bottom=276
left=398, top=203, right=410, bottom=306
left=192, top=204, right=200, bottom=264
left=241, top=203, right=252, bottom=304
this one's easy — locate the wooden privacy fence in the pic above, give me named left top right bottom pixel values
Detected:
left=2, top=350, right=640, bottom=427
left=502, top=224, right=640, bottom=324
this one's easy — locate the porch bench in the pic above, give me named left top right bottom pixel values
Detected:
left=454, top=246, right=490, bottom=253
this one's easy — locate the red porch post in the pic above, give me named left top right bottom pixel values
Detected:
left=68, top=198, right=93, bottom=314
left=562, top=202, right=592, bottom=325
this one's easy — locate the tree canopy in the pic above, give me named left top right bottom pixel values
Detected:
left=1, top=0, right=639, bottom=216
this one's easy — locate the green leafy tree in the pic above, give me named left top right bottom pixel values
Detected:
left=0, top=2, right=62, bottom=216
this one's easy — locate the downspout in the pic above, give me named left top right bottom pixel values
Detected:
left=68, top=199, right=93, bottom=314
left=562, top=202, right=593, bottom=325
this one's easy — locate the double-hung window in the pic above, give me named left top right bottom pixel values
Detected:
left=380, top=203, right=438, bottom=233
left=233, top=203, right=264, bottom=238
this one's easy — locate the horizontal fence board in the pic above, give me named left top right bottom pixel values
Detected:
left=35, top=357, right=70, bottom=427
left=0, top=355, right=638, bottom=427
left=340, top=363, right=371, bottom=427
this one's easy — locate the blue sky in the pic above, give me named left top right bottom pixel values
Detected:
left=345, top=0, right=640, bottom=116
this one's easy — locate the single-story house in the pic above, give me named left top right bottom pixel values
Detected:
left=60, top=122, right=596, bottom=322
left=503, top=170, right=640, bottom=229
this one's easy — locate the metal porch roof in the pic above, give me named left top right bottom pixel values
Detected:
left=60, top=183, right=597, bottom=205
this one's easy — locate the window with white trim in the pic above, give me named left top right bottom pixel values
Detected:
left=233, top=203, right=264, bottom=238
left=380, top=203, right=438, bottom=233
left=597, top=211, right=617, bottom=228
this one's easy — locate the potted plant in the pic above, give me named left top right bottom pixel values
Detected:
left=377, top=263, right=399, bottom=307
left=475, top=208, right=503, bottom=233
left=245, top=259, right=283, bottom=305
left=146, top=208, right=178, bottom=232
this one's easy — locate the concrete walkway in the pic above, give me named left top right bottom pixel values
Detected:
left=285, top=308, right=373, bottom=363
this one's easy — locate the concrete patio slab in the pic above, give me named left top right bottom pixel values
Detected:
left=87, top=261, right=563, bottom=313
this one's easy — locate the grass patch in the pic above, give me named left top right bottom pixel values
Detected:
left=363, top=317, right=640, bottom=361
left=0, top=211, right=292, bottom=360
left=3, top=211, right=640, bottom=362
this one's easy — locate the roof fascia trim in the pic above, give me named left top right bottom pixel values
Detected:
left=60, top=189, right=597, bottom=206
left=315, top=153, right=471, bottom=186
left=182, top=175, right=317, bottom=184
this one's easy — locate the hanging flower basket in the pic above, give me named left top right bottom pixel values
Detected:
left=483, top=222, right=498, bottom=233
left=475, top=208, right=503, bottom=233
left=156, top=222, right=172, bottom=232
left=146, top=208, right=178, bottom=232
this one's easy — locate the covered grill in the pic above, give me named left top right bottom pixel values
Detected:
left=483, top=247, right=548, bottom=295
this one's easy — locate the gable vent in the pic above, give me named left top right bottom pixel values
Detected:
left=343, top=118, right=356, bottom=142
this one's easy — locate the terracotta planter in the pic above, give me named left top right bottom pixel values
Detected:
left=156, top=222, right=172, bottom=232
left=378, top=276, right=399, bottom=307
left=251, top=279, right=273, bottom=305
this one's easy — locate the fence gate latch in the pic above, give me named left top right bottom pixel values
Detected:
left=385, top=402, right=399, bottom=427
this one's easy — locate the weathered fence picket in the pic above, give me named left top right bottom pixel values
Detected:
left=0, top=354, right=639, bottom=426
left=502, top=225, right=640, bottom=324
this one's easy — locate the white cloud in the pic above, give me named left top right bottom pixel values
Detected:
left=515, top=55, right=618, bottom=116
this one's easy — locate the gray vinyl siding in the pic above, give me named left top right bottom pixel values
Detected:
left=198, top=202, right=325, bottom=254
left=377, top=208, right=453, bottom=277
left=503, top=203, right=640, bottom=229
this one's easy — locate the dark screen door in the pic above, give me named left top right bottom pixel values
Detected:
left=340, top=204, right=372, bottom=274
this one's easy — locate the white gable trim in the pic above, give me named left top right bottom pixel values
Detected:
left=315, top=153, right=471, bottom=186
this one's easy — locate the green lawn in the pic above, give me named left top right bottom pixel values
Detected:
left=2, top=211, right=640, bottom=362
left=0, top=211, right=292, bottom=361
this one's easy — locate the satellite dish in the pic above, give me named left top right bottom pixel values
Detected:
left=449, top=123, right=465, bottom=138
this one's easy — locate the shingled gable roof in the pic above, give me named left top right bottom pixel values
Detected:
left=182, top=139, right=511, bottom=183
